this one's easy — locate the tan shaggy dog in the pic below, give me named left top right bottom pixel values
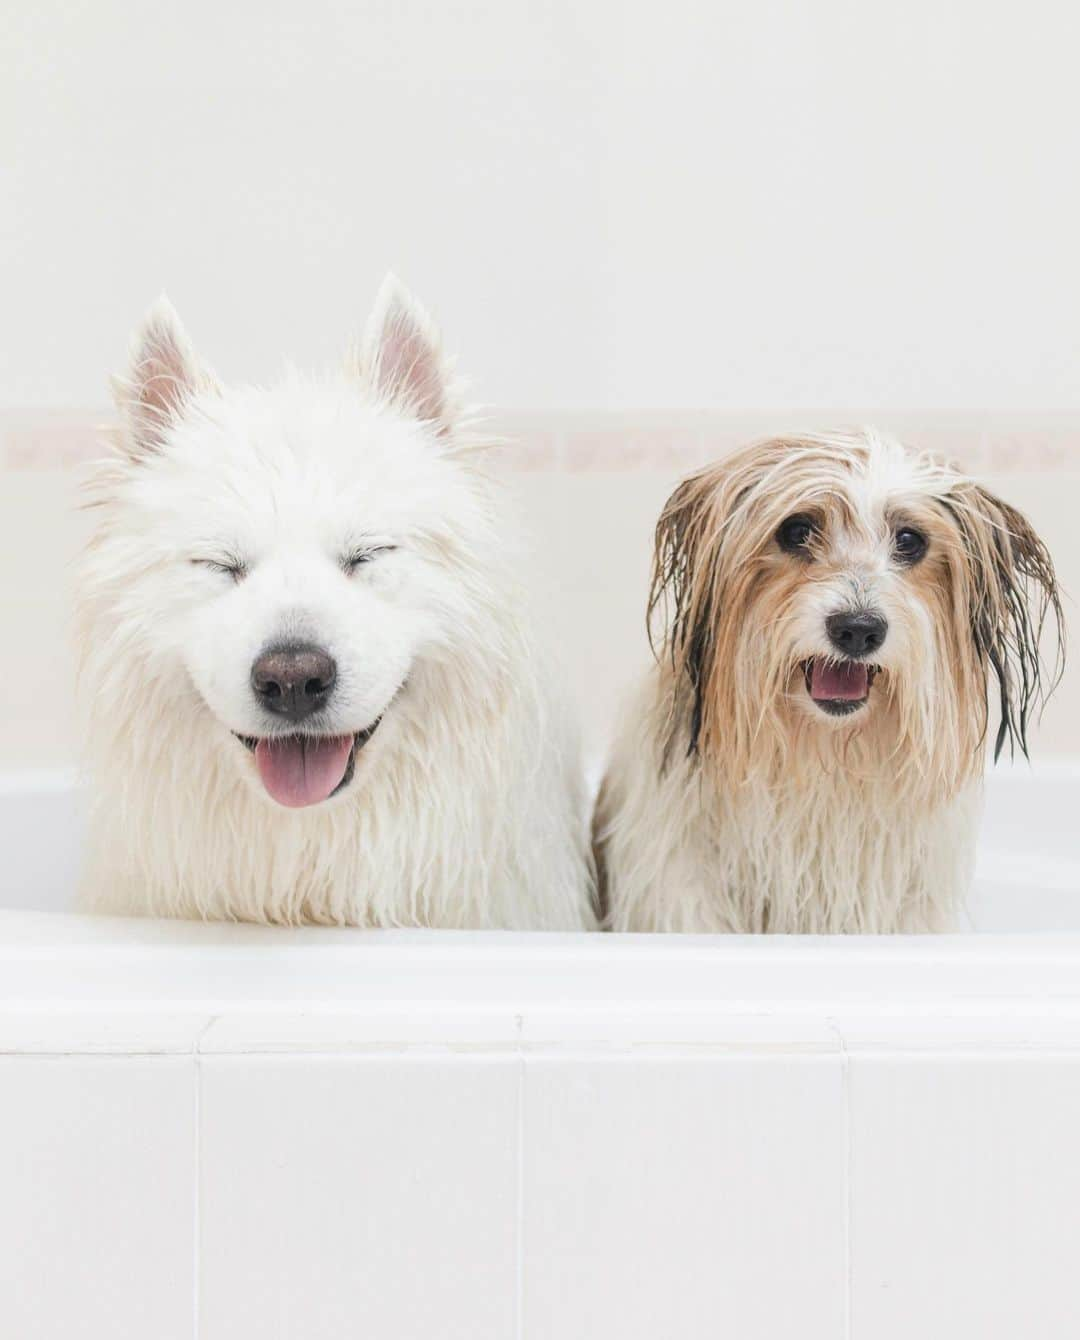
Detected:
left=595, top=429, right=1064, bottom=933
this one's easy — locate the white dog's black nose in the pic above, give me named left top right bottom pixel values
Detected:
left=825, top=611, right=888, bottom=659
left=251, top=644, right=337, bottom=721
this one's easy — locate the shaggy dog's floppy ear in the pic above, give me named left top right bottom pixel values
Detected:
left=649, top=470, right=725, bottom=758
left=357, top=274, right=454, bottom=435
left=945, top=483, right=1065, bottom=760
left=113, top=297, right=218, bottom=459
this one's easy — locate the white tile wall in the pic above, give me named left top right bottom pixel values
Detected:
left=521, top=1055, right=846, bottom=1340
left=198, top=1056, right=519, bottom=1340
left=0, top=1057, right=195, bottom=1340
left=850, top=1055, right=1080, bottom=1340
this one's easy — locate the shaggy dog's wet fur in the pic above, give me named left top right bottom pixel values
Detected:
left=595, top=430, right=1064, bottom=933
left=78, top=278, right=595, bottom=928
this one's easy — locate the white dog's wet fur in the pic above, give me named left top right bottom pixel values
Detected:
left=77, top=278, right=596, bottom=928
left=595, top=430, right=1064, bottom=933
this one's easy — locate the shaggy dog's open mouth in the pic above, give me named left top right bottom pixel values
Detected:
left=801, top=659, right=880, bottom=717
left=234, top=719, right=382, bottom=808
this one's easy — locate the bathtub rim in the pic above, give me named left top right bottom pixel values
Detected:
left=3, top=910, right=1080, bottom=1059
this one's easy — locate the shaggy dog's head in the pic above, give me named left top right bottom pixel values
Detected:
left=80, top=277, right=499, bottom=810
left=650, top=430, right=1064, bottom=797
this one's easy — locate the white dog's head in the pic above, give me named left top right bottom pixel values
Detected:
left=650, top=430, right=1064, bottom=796
left=82, top=278, right=500, bottom=809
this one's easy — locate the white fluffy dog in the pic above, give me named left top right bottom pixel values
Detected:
left=595, top=429, right=1063, bottom=933
left=77, top=278, right=595, bottom=928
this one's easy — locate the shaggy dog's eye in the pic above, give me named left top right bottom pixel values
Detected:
left=894, top=527, right=928, bottom=564
left=192, top=557, right=247, bottom=583
left=777, top=515, right=816, bottom=555
left=343, top=545, right=397, bottom=574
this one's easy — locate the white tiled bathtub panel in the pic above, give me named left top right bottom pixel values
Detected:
left=2, top=922, right=1080, bottom=1339
left=0, top=1056, right=196, bottom=1340
left=849, top=1055, right=1080, bottom=1340
left=522, top=1054, right=846, bottom=1339
left=199, top=1056, right=519, bottom=1340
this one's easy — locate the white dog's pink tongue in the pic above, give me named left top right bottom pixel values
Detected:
left=254, top=736, right=353, bottom=807
left=811, top=660, right=869, bottom=701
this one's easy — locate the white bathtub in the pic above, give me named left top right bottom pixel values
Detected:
left=5, top=763, right=1079, bottom=928
left=1, top=767, right=1079, bottom=1340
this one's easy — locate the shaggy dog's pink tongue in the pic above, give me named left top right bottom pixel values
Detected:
left=810, top=660, right=869, bottom=701
left=254, top=736, right=353, bottom=807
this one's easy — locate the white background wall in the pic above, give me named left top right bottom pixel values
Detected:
left=2, top=3, right=1079, bottom=769
left=4, top=0, right=1080, bottom=412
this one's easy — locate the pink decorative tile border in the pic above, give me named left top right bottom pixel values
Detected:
left=4, top=409, right=1080, bottom=475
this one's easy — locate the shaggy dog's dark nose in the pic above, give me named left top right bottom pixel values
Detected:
left=251, top=644, right=337, bottom=721
left=825, top=611, right=888, bottom=659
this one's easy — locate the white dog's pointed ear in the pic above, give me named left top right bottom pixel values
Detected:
left=113, top=297, right=218, bottom=458
left=358, top=275, right=453, bottom=435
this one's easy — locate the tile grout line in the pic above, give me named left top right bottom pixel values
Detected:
left=840, top=1028, right=853, bottom=1340
left=193, top=1053, right=202, bottom=1340
left=515, top=1014, right=526, bottom=1340
left=192, top=1019, right=217, bottom=1340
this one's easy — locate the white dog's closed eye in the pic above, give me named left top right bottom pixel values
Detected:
left=191, top=555, right=247, bottom=582
left=597, top=428, right=1064, bottom=935
left=341, top=543, right=397, bottom=573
